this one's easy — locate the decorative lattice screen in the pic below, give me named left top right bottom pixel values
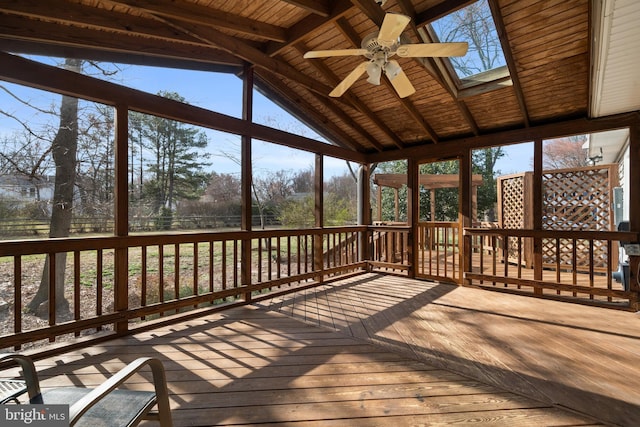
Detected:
left=541, top=166, right=616, bottom=270
left=498, top=174, right=528, bottom=264
left=500, top=175, right=526, bottom=229
left=497, top=165, right=618, bottom=271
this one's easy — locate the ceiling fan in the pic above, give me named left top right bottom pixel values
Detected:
left=304, top=12, right=468, bottom=98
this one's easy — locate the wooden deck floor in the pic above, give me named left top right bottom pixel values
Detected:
left=7, top=273, right=639, bottom=426
left=258, top=273, right=640, bottom=426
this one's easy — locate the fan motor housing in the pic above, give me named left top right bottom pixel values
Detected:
left=361, top=32, right=398, bottom=58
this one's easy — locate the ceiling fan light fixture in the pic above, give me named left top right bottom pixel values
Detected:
left=366, top=61, right=382, bottom=85
left=384, top=60, right=401, bottom=81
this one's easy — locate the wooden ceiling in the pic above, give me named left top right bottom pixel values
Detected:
left=0, top=0, right=592, bottom=157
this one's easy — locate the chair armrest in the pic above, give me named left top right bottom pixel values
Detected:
left=0, top=353, right=42, bottom=402
left=68, top=357, right=172, bottom=427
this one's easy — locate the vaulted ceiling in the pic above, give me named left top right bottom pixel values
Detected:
left=0, top=0, right=632, bottom=159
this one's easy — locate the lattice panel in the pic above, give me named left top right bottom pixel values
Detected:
left=500, top=175, right=525, bottom=229
left=498, top=175, right=526, bottom=263
left=541, top=238, right=610, bottom=271
left=497, top=166, right=616, bottom=270
left=542, top=169, right=612, bottom=231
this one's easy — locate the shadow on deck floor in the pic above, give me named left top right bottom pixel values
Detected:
left=256, top=272, right=640, bottom=426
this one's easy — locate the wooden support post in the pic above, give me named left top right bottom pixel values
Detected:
left=532, top=139, right=543, bottom=294
left=114, top=104, right=129, bottom=334
left=314, top=154, right=324, bottom=283
left=359, top=164, right=371, bottom=265
left=628, top=121, right=640, bottom=310
left=460, top=151, right=472, bottom=285
left=430, top=189, right=436, bottom=221
left=241, top=65, right=253, bottom=302
left=407, top=158, right=418, bottom=278
left=377, top=185, right=382, bottom=222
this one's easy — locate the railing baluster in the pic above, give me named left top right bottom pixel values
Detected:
left=141, top=246, right=148, bottom=317
left=14, top=255, right=22, bottom=350
left=175, top=244, right=180, bottom=304
left=48, top=252, right=56, bottom=335
left=74, top=251, right=81, bottom=335
left=96, top=250, right=103, bottom=329
left=193, top=242, right=199, bottom=298
left=158, top=245, right=165, bottom=315
left=209, top=241, right=214, bottom=294
left=221, top=240, right=227, bottom=291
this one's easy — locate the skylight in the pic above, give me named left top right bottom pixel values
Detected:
left=429, top=0, right=509, bottom=90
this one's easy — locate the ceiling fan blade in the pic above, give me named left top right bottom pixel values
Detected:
left=304, top=49, right=368, bottom=59
left=377, top=12, right=411, bottom=47
left=396, top=42, right=469, bottom=58
left=388, top=65, right=415, bottom=98
left=329, top=62, right=368, bottom=97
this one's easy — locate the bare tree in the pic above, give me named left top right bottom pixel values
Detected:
left=431, top=0, right=505, bottom=77
left=543, top=135, right=589, bottom=169
left=28, top=58, right=81, bottom=316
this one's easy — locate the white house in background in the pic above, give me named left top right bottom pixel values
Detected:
left=585, top=129, right=630, bottom=226
left=589, top=0, right=640, bottom=227
left=0, top=174, right=54, bottom=204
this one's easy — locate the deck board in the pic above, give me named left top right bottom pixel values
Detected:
left=6, top=274, right=633, bottom=425
left=258, top=273, right=640, bottom=426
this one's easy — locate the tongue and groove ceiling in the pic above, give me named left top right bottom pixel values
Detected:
left=0, top=0, right=637, bottom=157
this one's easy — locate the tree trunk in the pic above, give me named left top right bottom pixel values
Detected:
left=27, top=58, right=80, bottom=319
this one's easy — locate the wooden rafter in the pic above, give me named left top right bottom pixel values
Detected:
left=110, top=0, right=288, bottom=43
left=414, top=0, right=476, bottom=27
left=0, top=39, right=243, bottom=73
left=144, top=15, right=343, bottom=102
left=254, top=69, right=373, bottom=152
left=487, top=0, right=530, bottom=127
left=280, top=0, right=331, bottom=17
left=366, top=112, right=640, bottom=164
left=265, top=0, right=353, bottom=57
left=0, top=14, right=241, bottom=68
left=0, top=2, right=204, bottom=45
left=396, top=1, right=478, bottom=139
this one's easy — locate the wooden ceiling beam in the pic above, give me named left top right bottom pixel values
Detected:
left=0, top=39, right=243, bottom=73
left=109, top=0, right=288, bottom=43
left=265, top=0, right=353, bottom=57
left=0, top=52, right=366, bottom=163
left=395, top=1, right=480, bottom=136
left=279, top=0, right=331, bottom=17
left=414, top=0, right=476, bottom=27
left=150, top=16, right=346, bottom=103
left=348, top=0, right=385, bottom=27
left=0, top=14, right=242, bottom=68
left=0, top=1, right=202, bottom=44
left=487, top=0, right=530, bottom=127
left=366, top=112, right=640, bottom=164
left=254, top=70, right=371, bottom=153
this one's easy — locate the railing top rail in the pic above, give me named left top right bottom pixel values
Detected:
left=0, top=226, right=370, bottom=257
left=418, top=221, right=460, bottom=227
left=464, top=227, right=640, bottom=242
left=369, top=225, right=411, bottom=231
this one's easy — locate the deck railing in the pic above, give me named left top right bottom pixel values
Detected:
left=368, top=225, right=410, bottom=274
left=416, top=222, right=462, bottom=283
left=3, top=225, right=639, bottom=354
left=464, top=228, right=640, bottom=309
left=0, top=227, right=367, bottom=352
